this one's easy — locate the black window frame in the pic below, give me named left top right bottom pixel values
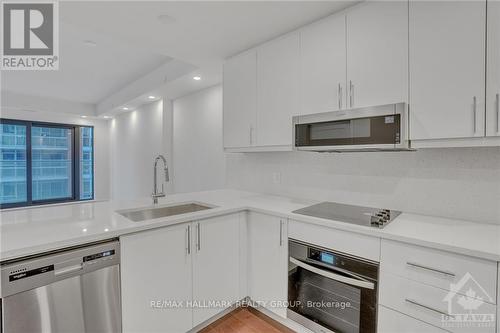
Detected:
left=0, top=118, right=95, bottom=209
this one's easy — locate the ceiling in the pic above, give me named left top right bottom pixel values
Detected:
left=2, top=22, right=170, bottom=104
left=1, top=1, right=357, bottom=109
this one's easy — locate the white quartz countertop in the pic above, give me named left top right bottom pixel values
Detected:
left=1, top=189, right=499, bottom=262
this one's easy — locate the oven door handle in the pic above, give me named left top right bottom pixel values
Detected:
left=290, top=257, right=375, bottom=290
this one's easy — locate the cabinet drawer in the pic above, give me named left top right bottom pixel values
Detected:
left=289, top=220, right=380, bottom=261
left=378, top=305, right=448, bottom=333
left=381, top=239, right=497, bottom=301
left=379, top=272, right=496, bottom=333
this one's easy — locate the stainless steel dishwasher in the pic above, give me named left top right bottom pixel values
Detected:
left=0, top=239, right=121, bottom=333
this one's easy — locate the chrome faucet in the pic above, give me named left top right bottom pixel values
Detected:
left=152, top=154, right=169, bottom=204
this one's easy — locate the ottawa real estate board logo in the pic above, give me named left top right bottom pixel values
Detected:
left=1, top=0, right=59, bottom=70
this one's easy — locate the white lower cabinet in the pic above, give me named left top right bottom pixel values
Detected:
left=120, top=214, right=241, bottom=333
left=378, top=305, right=448, bottom=333
left=192, top=214, right=241, bottom=326
left=379, top=240, right=497, bottom=333
left=121, top=223, right=193, bottom=333
left=247, top=212, right=288, bottom=318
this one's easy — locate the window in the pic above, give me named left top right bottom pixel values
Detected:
left=0, top=119, right=94, bottom=208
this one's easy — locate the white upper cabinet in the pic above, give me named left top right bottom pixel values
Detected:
left=410, top=1, right=486, bottom=140
left=487, top=0, right=500, bottom=137
left=223, top=50, right=257, bottom=148
left=257, top=33, right=300, bottom=147
left=300, top=14, right=347, bottom=115
left=346, top=1, right=408, bottom=109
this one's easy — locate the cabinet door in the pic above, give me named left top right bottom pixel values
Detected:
left=120, top=224, right=193, bottom=333
left=487, top=0, right=500, bottom=137
left=346, top=1, right=408, bottom=108
left=223, top=50, right=257, bottom=148
left=301, top=14, right=346, bottom=115
left=410, top=1, right=486, bottom=140
left=378, top=306, right=447, bottom=333
left=248, top=212, right=288, bottom=318
left=192, top=214, right=240, bottom=326
left=257, top=33, right=300, bottom=146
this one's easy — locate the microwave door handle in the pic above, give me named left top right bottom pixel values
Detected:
left=290, top=257, right=375, bottom=290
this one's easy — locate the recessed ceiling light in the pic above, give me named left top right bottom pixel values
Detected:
left=157, top=14, right=176, bottom=25
left=122, top=107, right=129, bottom=111
left=148, top=95, right=156, bottom=100
left=193, top=76, right=201, bottom=81
left=81, top=115, right=87, bottom=118
left=83, top=40, right=97, bottom=47
left=103, top=116, right=111, bottom=119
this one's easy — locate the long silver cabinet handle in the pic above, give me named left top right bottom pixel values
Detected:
left=197, top=222, right=201, bottom=251
left=290, top=257, right=375, bottom=290
left=405, top=299, right=454, bottom=318
left=249, top=126, right=254, bottom=145
left=338, top=84, right=342, bottom=110
left=406, top=262, right=455, bottom=277
left=279, top=220, right=283, bottom=246
left=186, top=225, right=191, bottom=255
left=349, top=80, right=354, bottom=108
left=473, top=96, right=477, bottom=133
left=496, top=93, right=499, bottom=133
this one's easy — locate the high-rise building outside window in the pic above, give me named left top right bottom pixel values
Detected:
left=0, top=119, right=94, bottom=208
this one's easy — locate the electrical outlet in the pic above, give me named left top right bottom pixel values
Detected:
left=272, top=172, right=281, bottom=184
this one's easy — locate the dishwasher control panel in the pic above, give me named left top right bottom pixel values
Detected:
left=83, top=249, right=115, bottom=262
left=1, top=239, right=119, bottom=298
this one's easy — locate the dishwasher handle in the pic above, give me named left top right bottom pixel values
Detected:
left=54, top=263, right=83, bottom=276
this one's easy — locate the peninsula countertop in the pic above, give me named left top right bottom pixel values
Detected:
left=2, top=189, right=499, bottom=262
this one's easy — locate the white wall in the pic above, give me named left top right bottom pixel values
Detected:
left=173, top=85, right=225, bottom=193
left=110, top=100, right=173, bottom=200
left=0, top=96, right=111, bottom=201
left=226, top=148, right=500, bottom=224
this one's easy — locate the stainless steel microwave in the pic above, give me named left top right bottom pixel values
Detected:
left=293, top=103, right=411, bottom=152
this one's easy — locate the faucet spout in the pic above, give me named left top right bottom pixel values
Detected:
left=152, top=154, right=169, bottom=204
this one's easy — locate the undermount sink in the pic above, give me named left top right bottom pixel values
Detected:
left=117, top=202, right=214, bottom=222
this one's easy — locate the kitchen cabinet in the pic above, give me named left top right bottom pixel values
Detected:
left=223, top=50, right=257, bottom=148
left=379, top=239, right=497, bottom=333
left=380, top=239, right=497, bottom=297
left=247, top=212, right=288, bottom=318
left=487, top=0, right=500, bottom=137
left=378, top=305, right=448, bottom=333
left=346, top=1, right=408, bottom=109
left=257, top=33, right=299, bottom=147
left=380, top=272, right=496, bottom=333
left=121, top=214, right=241, bottom=333
left=410, top=1, right=486, bottom=140
left=300, top=14, right=346, bottom=115
left=121, top=223, right=193, bottom=333
left=192, top=214, right=241, bottom=326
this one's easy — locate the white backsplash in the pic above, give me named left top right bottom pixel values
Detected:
left=225, top=147, right=500, bottom=224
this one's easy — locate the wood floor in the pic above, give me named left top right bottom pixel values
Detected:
left=198, top=307, right=296, bottom=333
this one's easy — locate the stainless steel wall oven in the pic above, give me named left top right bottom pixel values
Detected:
left=288, top=240, right=379, bottom=333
